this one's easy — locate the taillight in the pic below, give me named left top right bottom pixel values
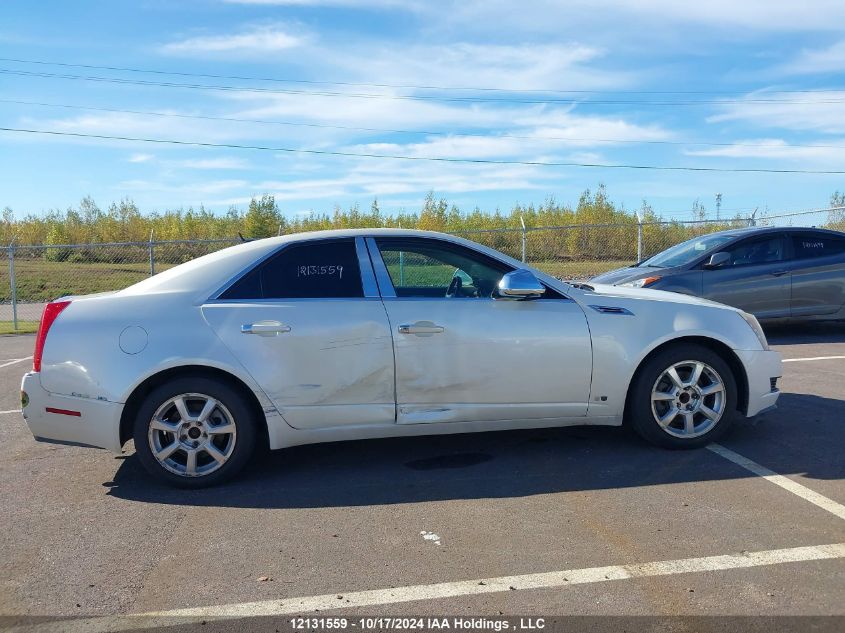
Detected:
left=33, top=300, right=71, bottom=372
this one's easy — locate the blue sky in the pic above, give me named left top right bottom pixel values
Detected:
left=1, top=0, right=843, bottom=223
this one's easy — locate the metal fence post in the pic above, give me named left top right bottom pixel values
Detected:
left=8, top=241, right=18, bottom=330
left=636, top=212, right=643, bottom=262
left=148, top=230, right=155, bottom=276
left=520, top=215, right=527, bottom=263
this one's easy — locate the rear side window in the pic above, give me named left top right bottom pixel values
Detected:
left=792, top=234, right=845, bottom=259
left=220, top=239, right=363, bottom=299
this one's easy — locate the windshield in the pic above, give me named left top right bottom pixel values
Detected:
left=640, top=233, right=737, bottom=268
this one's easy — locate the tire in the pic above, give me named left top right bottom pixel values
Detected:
left=133, top=376, right=258, bottom=488
left=627, top=343, right=738, bottom=449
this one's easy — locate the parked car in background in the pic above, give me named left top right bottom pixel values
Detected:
left=590, top=227, right=845, bottom=322
left=21, top=229, right=781, bottom=487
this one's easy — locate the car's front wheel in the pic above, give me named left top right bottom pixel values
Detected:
left=133, top=376, right=257, bottom=487
left=627, top=344, right=738, bottom=449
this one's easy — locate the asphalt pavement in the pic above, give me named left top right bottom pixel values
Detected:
left=0, top=325, right=843, bottom=631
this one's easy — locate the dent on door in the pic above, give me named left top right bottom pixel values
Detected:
left=202, top=302, right=396, bottom=430
left=385, top=299, right=593, bottom=424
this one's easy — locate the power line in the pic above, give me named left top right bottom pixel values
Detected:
left=2, top=56, right=843, bottom=97
left=2, top=126, right=844, bottom=174
left=4, top=69, right=845, bottom=106
left=4, top=98, right=844, bottom=150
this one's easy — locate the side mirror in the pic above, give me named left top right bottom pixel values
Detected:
left=704, top=251, right=730, bottom=269
left=496, top=269, right=546, bottom=300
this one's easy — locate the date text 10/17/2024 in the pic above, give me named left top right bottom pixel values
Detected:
left=289, top=617, right=546, bottom=631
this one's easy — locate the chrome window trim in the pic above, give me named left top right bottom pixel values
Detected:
left=355, top=236, right=380, bottom=298
left=209, top=237, right=368, bottom=302
left=365, top=235, right=570, bottom=301
left=205, top=297, right=384, bottom=305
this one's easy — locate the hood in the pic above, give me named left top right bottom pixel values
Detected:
left=583, top=282, right=737, bottom=311
left=590, top=265, right=674, bottom=285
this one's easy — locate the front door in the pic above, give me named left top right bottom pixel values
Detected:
left=702, top=234, right=791, bottom=319
left=203, top=237, right=395, bottom=430
left=368, top=236, right=592, bottom=425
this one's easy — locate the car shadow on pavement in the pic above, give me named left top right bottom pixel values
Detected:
left=105, top=392, right=843, bottom=509
left=764, top=321, right=845, bottom=345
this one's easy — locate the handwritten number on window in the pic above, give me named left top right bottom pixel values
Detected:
left=297, top=265, right=344, bottom=279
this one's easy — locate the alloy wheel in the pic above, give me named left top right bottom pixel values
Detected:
left=147, top=393, right=237, bottom=477
left=650, top=360, right=726, bottom=438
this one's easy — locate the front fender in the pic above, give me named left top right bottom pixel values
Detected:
left=581, top=299, right=760, bottom=417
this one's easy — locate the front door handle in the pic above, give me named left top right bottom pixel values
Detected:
left=398, top=321, right=445, bottom=336
left=770, top=270, right=789, bottom=277
left=241, top=321, right=291, bottom=336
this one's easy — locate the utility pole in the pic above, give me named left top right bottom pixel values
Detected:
left=715, top=193, right=722, bottom=221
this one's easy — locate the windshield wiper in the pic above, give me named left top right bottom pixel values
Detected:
left=568, top=282, right=595, bottom=291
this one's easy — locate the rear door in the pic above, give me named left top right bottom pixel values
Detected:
left=788, top=231, right=845, bottom=317
left=701, top=234, right=791, bottom=319
left=202, top=237, right=395, bottom=429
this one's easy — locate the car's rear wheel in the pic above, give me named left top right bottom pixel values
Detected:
left=627, top=344, right=738, bottom=449
left=133, top=376, right=257, bottom=487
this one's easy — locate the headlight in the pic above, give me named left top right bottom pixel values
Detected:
left=620, top=276, right=661, bottom=288
left=740, top=311, right=769, bottom=350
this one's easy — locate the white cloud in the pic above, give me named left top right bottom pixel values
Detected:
left=224, top=0, right=415, bottom=6
left=685, top=138, right=845, bottom=161
left=128, top=153, right=154, bottom=163
left=707, top=91, right=845, bottom=135
left=779, top=40, right=845, bottom=75
left=160, top=24, right=307, bottom=57
left=176, top=157, right=251, bottom=170
left=348, top=132, right=624, bottom=162
left=515, top=113, right=671, bottom=145
left=443, top=0, right=845, bottom=33
left=212, top=155, right=559, bottom=205
left=225, top=0, right=845, bottom=31
left=23, top=111, right=265, bottom=144
left=324, top=42, right=631, bottom=91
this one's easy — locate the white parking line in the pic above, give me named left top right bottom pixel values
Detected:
left=11, top=542, right=843, bottom=633
left=708, top=444, right=845, bottom=521
left=0, top=356, right=31, bottom=369
left=782, top=355, right=845, bottom=363
left=0, top=409, right=20, bottom=414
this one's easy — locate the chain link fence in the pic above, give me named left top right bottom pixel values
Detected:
left=0, top=239, right=239, bottom=329
left=2, top=207, right=840, bottom=332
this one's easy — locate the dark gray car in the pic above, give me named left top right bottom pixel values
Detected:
left=590, top=226, right=845, bottom=322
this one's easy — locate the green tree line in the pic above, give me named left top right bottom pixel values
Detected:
left=1, top=186, right=840, bottom=264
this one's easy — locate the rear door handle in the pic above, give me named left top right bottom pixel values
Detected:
left=398, top=321, right=445, bottom=336
left=770, top=270, right=789, bottom=277
left=241, top=321, right=291, bottom=336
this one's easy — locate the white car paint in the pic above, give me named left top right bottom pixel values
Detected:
left=20, top=229, right=781, bottom=455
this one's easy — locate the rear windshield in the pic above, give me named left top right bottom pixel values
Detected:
left=640, top=233, right=736, bottom=268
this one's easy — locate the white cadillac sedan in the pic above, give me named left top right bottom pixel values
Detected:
left=21, top=229, right=781, bottom=487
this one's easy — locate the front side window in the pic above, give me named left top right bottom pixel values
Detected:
left=375, top=238, right=510, bottom=298
left=641, top=233, right=736, bottom=268
left=792, top=233, right=845, bottom=259
left=220, top=239, right=363, bottom=299
left=724, top=236, right=785, bottom=267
